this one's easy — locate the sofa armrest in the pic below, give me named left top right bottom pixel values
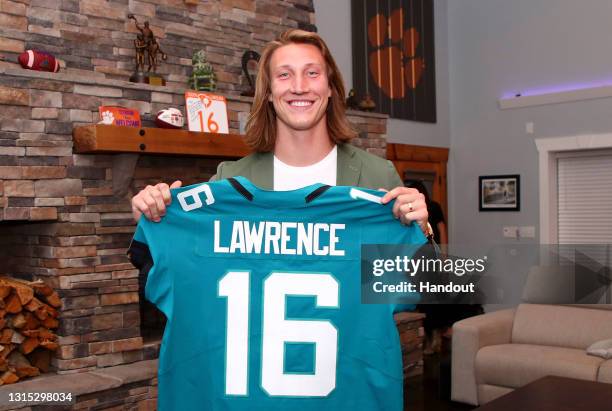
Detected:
left=451, top=308, right=516, bottom=405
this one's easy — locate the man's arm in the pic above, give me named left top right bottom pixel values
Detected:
left=380, top=160, right=430, bottom=237
left=386, top=159, right=403, bottom=189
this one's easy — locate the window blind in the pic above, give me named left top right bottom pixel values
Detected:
left=557, top=153, right=612, bottom=244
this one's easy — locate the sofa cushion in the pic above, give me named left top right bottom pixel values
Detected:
left=587, top=339, right=612, bottom=359
left=597, top=360, right=612, bottom=384
left=512, top=304, right=612, bottom=349
left=476, top=344, right=603, bottom=388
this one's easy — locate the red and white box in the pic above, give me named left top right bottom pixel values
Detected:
left=185, top=91, right=229, bottom=134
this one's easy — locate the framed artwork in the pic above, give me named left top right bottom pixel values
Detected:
left=351, top=0, right=436, bottom=122
left=479, top=175, right=521, bottom=211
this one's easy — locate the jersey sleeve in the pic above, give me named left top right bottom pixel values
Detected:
left=386, top=213, right=427, bottom=312
left=127, top=220, right=173, bottom=318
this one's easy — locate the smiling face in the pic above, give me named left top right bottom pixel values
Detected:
left=268, top=43, right=332, bottom=134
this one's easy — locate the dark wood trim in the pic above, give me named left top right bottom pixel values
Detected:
left=387, top=143, right=448, bottom=162
left=387, top=143, right=449, bottom=234
left=73, top=125, right=250, bottom=158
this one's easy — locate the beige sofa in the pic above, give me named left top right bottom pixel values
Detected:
left=451, top=303, right=612, bottom=405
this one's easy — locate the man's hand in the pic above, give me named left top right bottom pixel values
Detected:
left=380, top=187, right=429, bottom=234
left=131, top=180, right=182, bottom=222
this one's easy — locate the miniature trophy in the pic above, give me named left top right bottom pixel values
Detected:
left=189, top=50, right=217, bottom=92
left=128, top=14, right=168, bottom=86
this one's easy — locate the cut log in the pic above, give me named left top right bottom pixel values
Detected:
left=24, top=297, right=43, bottom=312
left=21, top=330, right=39, bottom=338
left=0, top=285, right=11, bottom=299
left=44, top=292, right=61, bottom=308
left=33, top=305, right=59, bottom=322
left=10, top=313, right=26, bottom=329
left=0, top=278, right=34, bottom=305
left=8, top=350, right=29, bottom=367
left=39, top=340, right=58, bottom=351
left=19, top=338, right=39, bottom=355
left=5, top=293, right=22, bottom=314
left=23, top=312, right=40, bottom=330
left=33, top=307, right=48, bottom=321
left=0, top=345, right=14, bottom=360
left=9, top=331, right=24, bottom=345
left=1, top=370, right=18, bottom=384
left=30, top=281, right=53, bottom=297
left=8, top=351, right=39, bottom=378
left=0, top=329, right=12, bottom=345
left=46, top=304, right=59, bottom=318
left=37, top=329, right=57, bottom=341
left=42, top=317, right=58, bottom=329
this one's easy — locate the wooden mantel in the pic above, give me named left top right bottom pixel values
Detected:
left=72, top=124, right=251, bottom=196
left=73, top=124, right=250, bottom=158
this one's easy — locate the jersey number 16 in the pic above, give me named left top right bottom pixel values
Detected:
left=218, top=272, right=339, bottom=397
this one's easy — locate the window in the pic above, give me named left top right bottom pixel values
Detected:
left=556, top=150, right=612, bottom=244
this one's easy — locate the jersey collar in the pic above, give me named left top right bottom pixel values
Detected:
left=228, top=176, right=331, bottom=208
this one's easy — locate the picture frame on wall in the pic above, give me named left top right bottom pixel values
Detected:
left=351, top=0, right=437, bottom=123
left=479, top=174, right=520, bottom=211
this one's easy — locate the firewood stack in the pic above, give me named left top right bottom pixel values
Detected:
left=0, top=276, right=61, bottom=385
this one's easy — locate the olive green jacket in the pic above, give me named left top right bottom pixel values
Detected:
left=212, top=143, right=402, bottom=190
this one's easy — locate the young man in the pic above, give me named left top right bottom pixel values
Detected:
left=131, top=29, right=430, bottom=236
left=130, top=30, right=433, bottom=410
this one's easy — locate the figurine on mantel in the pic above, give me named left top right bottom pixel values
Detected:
left=189, top=50, right=217, bottom=92
left=358, top=93, right=376, bottom=112
left=128, top=14, right=167, bottom=86
left=240, top=50, right=260, bottom=97
left=345, top=88, right=359, bottom=110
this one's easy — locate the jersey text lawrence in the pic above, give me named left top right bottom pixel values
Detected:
left=213, top=220, right=346, bottom=256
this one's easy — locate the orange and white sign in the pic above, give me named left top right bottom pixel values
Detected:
left=98, top=106, right=141, bottom=127
left=185, top=91, right=229, bottom=134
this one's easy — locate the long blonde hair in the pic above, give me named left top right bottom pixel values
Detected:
left=244, top=29, right=356, bottom=152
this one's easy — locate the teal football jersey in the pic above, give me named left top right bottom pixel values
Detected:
left=129, top=177, right=425, bottom=411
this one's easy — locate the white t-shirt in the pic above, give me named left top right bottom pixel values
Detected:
left=273, top=145, right=337, bottom=190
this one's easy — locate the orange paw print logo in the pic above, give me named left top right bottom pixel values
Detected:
left=368, top=8, right=425, bottom=99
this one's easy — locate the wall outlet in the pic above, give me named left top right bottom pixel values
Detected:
left=503, top=226, right=518, bottom=238
left=526, top=122, right=534, bottom=134
left=519, top=226, right=536, bottom=238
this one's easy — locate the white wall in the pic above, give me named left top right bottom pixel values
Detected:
left=313, top=0, right=354, bottom=90
left=447, top=0, right=612, bottom=245
left=314, top=0, right=450, bottom=148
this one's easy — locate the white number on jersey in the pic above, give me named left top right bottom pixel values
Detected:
left=218, top=272, right=339, bottom=397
